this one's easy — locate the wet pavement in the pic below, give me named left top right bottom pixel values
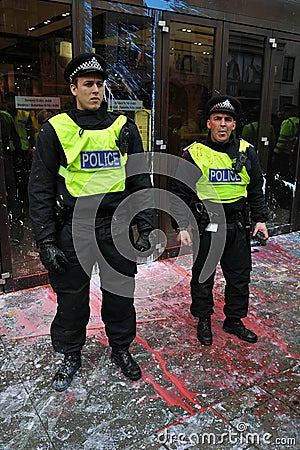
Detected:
left=0, top=232, right=299, bottom=450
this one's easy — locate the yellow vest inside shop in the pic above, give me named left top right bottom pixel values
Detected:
left=49, top=113, right=128, bottom=197
left=189, top=139, right=251, bottom=203
left=15, top=109, right=31, bottom=150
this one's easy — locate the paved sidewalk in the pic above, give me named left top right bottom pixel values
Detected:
left=0, top=232, right=299, bottom=450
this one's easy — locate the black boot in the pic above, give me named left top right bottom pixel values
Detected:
left=197, top=317, right=212, bottom=345
left=223, top=318, right=258, bottom=343
left=52, top=352, right=81, bottom=392
left=111, top=347, right=142, bottom=381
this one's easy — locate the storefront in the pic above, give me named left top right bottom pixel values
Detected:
left=0, top=0, right=299, bottom=292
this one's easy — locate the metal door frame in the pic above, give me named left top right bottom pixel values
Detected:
left=0, top=124, right=13, bottom=292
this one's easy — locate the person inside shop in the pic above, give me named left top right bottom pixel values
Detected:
left=28, top=53, right=154, bottom=392
left=273, top=103, right=299, bottom=163
left=272, top=103, right=299, bottom=207
left=6, top=92, right=35, bottom=201
left=241, top=105, right=276, bottom=152
left=0, top=106, right=23, bottom=227
left=171, top=95, right=269, bottom=346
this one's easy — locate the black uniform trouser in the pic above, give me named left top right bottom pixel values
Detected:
left=49, top=218, right=137, bottom=354
left=190, top=223, right=251, bottom=319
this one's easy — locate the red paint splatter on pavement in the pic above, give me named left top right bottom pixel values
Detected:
left=137, top=335, right=203, bottom=414
left=142, top=372, right=196, bottom=415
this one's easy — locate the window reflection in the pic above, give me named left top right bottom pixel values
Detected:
left=270, top=103, right=299, bottom=214
left=0, top=0, right=71, bottom=278
left=226, top=32, right=264, bottom=139
left=92, top=11, right=153, bottom=121
left=269, top=39, right=300, bottom=228
left=168, top=23, right=214, bottom=154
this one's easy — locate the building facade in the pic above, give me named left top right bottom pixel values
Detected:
left=0, top=0, right=300, bottom=291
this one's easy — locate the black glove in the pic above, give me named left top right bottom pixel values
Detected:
left=134, top=230, right=151, bottom=252
left=39, top=237, right=69, bottom=273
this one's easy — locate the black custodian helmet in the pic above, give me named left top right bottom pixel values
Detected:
left=64, top=52, right=109, bottom=83
left=205, top=95, right=242, bottom=119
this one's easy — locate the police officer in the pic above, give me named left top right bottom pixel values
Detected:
left=272, top=104, right=299, bottom=207
left=274, top=103, right=299, bottom=159
left=28, top=53, right=154, bottom=391
left=171, top=95, right=268, bottom=346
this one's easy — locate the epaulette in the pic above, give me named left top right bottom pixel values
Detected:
left=181, top=141, right=197, bottom=157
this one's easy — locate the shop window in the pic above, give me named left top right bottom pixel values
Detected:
left=92, top=9, right=154, bottom=143
left=227, top=32, right=264, bottom=140
left=168, top=23, right=214, bottom=152
left=0, top=0, right=71, bottom=280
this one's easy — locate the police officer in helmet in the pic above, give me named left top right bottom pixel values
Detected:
left=29, top=53, right=154, bottom=391
left=171, top=95, right=268, bottom=346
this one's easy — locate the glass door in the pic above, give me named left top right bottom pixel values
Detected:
left=157, top=19, right=217, bottom=253
left=0, top=0, right=72, bottom=291
left=267, top=37, right=300, bottom=232
left=91, top=7, right=154, bottom=255
left=226, top=31, right=265, bottom=144
left=168, top=23, right=214, bottom=152
left=225, top=28, right=300, bottom=234
left=92, top=9, right=153, bottom=142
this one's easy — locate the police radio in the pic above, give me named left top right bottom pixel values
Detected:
left=232, top=151, right=247, bottom=174
left=116, top=123, right=130, bottom=155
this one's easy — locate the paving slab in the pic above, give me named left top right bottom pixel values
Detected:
left=0, top=232, right=299, bottom=449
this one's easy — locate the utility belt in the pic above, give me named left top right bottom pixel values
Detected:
left=226, top=210, right=245, bottom=224
left=54, top=194, right=122, bottom=228
left=225, top=210, right=250, bottom=231
left=193, top=200, right=250, bottom=234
